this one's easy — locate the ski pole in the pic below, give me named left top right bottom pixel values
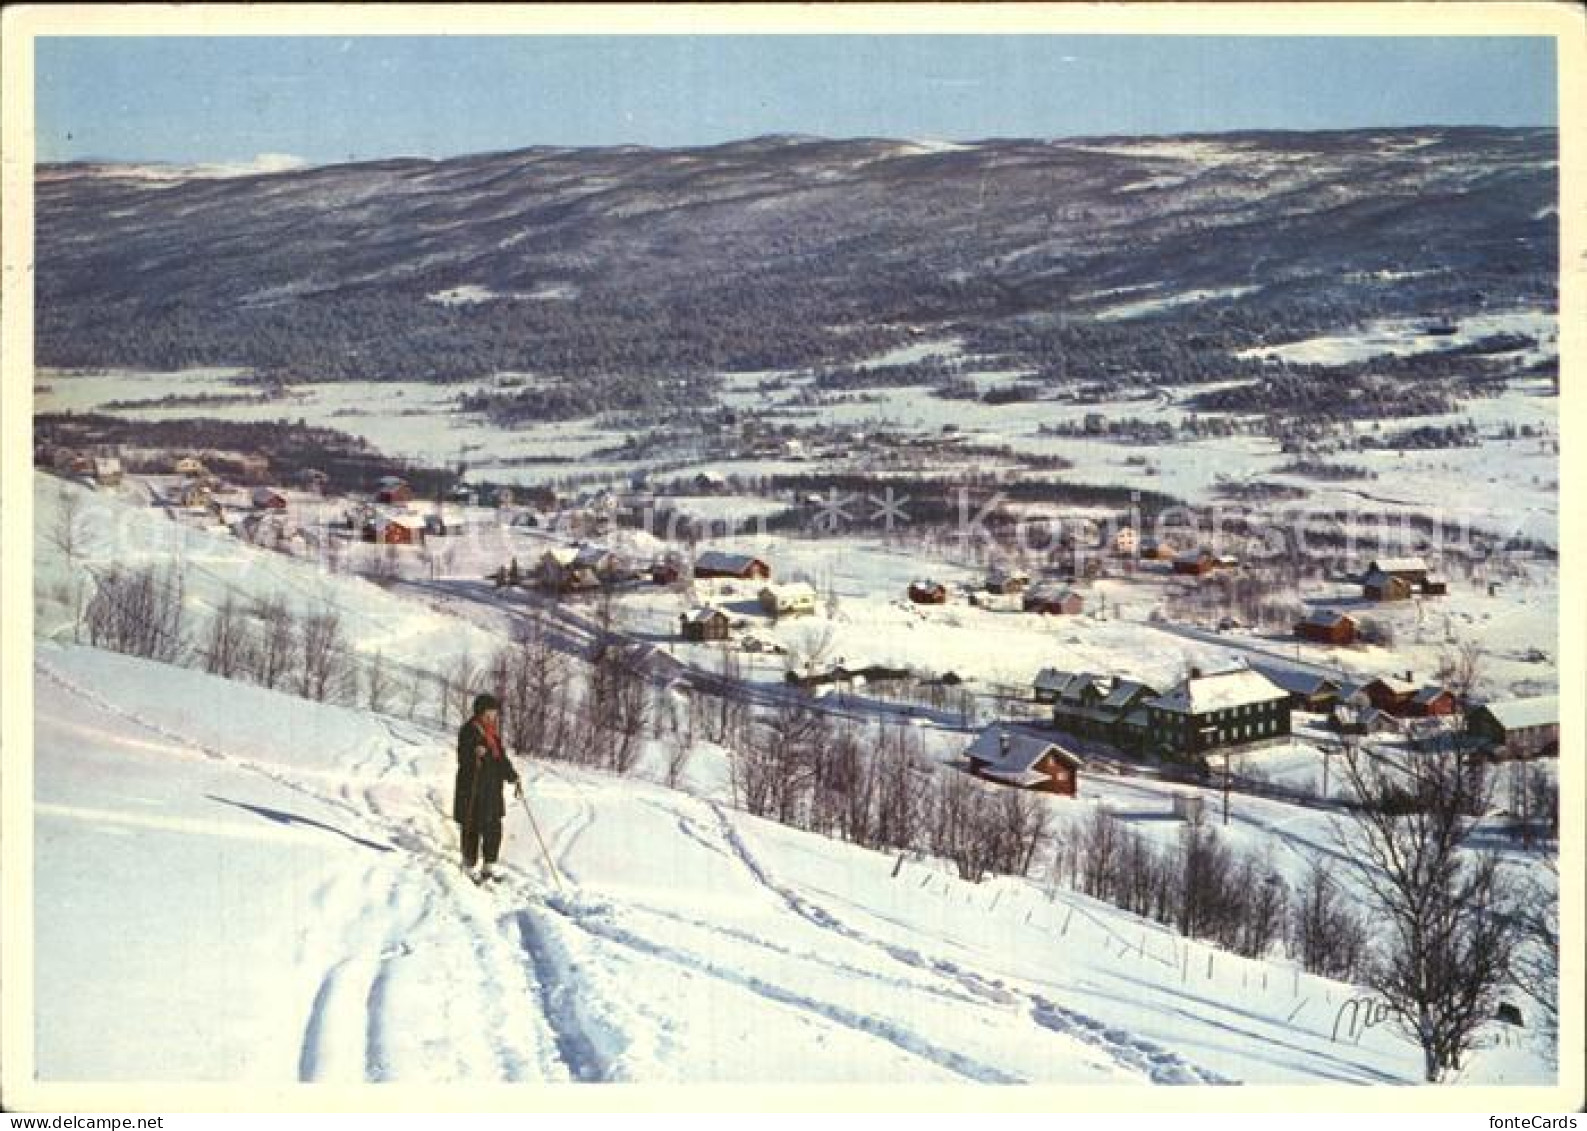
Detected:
left=517, top=790, right=566, bottom=892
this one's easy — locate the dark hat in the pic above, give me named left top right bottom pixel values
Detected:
left=472, top=692, right=501, bottom=715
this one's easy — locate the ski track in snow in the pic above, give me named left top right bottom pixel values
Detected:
left=708, top=801, right=1240, bottom=1085
left=44, top=650, right=1413, bottom=1086
left=36, top=655, right=571, bottom=1083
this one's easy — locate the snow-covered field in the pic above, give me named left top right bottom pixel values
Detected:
left=30, top=642, right=1552, bottom=1085
left=1237, top=309, right=1558, bottom=368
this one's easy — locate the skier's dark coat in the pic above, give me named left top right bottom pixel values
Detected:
left=454, top=716, right=520, bottom=825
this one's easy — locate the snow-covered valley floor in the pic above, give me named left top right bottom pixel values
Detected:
left=31, top=643, right=1549, bottom=1087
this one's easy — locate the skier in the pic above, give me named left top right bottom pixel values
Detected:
left=454, top=692, right=522, bottom=881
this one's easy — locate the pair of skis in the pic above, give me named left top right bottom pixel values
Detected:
left=466, top=792, right=566, bottom=892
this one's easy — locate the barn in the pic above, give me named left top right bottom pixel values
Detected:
left=1294, top=609, right=1357, bottom=645
left=964, top=727, right=1082, bottom=797
left=694, top=550, right=772, bottom=581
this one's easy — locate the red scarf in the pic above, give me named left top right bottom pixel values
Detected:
left=478, top=715, right=504, bottom=759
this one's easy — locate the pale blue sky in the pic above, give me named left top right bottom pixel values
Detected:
left=35, top=36, right=1557, bottom=165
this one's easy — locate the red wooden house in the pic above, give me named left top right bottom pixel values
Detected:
left=1362, top=676, right=1418, bottom=716
left=965, top=727, right=1081, bottom=797
left=1294, top=609, right=1357, bottom=645
left=908, top=580, right=948, bottom=605
left=1408, top=686, right=1458, bottom=718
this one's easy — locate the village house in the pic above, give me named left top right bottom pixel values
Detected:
left=1362, top=570, right=1414, bottom=601
left=1137, top=536, right=1175, bottom=561
left=1465, top=696, right=1559, bottom=760
left=651, top=557, right=683, bottom=586
left=375, top=476, right=414, bottom=505
left=759, top=581, right=818, bottom=618
left=1144, top=666, right=1291, bottom=757
left=1040, top=670, right=1159, bottom=749
left=538, top=544, right=622, bottom=592
left=91, top=456, right=123, bottom=487
left=1409, top=686, right=1460, bottom=718
left=985, top=566, right=1031, bottom=595
left=694, top=550, right=772, bottom=581
left=167, top=480, right=212, bottom=508
left=1361, top=675, right=1418, bottom=716
left=679, top=606, right=731, bottom=643
left=250, top=486, right=288, bottom=511
left=365, top=513, right=426, bottom=546
left=1361, top=556, right=1447, bottom=600
left=173, top=456, right=207, bottom=477
left=1294, top=609, right=1357, bottom=646
left=1172, top=549, right=1217, bottom=576
left=964, top=726, right=1082, bottom=797
left=1023, top=584, right=1084, bottom=616
left=1033, top=668, right=1072, bottom=705
left=1111, top=526, right=1139, bottom=556
left=1250, top=663, right=1341, bottom=713
left=907, top=580, right=948, bottom=605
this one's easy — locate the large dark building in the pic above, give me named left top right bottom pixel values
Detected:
left=1144, top=666, right=1291, bottom=757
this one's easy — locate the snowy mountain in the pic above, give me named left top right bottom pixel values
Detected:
left=35, top=128, right=1556, bottom=390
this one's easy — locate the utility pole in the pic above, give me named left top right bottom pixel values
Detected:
left=1223, top=747, right=1231, bottom=826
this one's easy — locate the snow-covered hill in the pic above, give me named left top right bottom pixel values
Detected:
left=31, top=642, right=1549, bottom=1085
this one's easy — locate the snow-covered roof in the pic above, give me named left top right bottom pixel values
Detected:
left=1412, top=686, right=1454, bottom=704
left=1361, top=570, right=1407, bottom=589
left=1478, top=695, right=1557, bottom=731
left=543, top=546, right=579, bottom=566
left=965, top=727, right=1081, bottom=775
left=1102, top=678, right=1156, bottom=709
left=1370, top=556, right=1430, bottom=575
left=573, top=544, right=616, bottom=567
left=378, top=514, right=427, bottom=531
left=696, top=549, right=765, bottom=573
left=377, top=475, right=407, bottom=488
left=1150, top=667, right=1288, bottom=715
left=1368, top=676, right=1417, bottom=696
left=1057, top=672, right=1108, bottom=703
left=1300, top=609, right=1354, bottom=628
left=1027, top=584, right=1082, bottom=602
left=1173, top=549, right=1212, bottom=564
left=760, top=581, right=818, bottom=607
left=1034, top=668, right=1075, bottom=694
left=1250, top=663, right=1337, bottom=697
left=682, top=606, right=728, bottom=624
